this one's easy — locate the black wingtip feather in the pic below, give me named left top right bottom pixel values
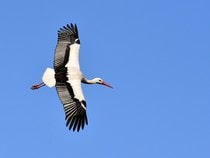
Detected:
left=77, top=117, right=82, bottom=132
left=70, top=23, right=74, bottom=28
left=73, top=117, right=79, bottom=131
left=69, top=117, right=76, bottom=130
left=57, top=23, right=79, bottom=43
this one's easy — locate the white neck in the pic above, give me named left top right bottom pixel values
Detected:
left=82, top=78, right=98, bottom=84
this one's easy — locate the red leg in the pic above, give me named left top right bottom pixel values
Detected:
left=31, top=82, right=46, bottom=90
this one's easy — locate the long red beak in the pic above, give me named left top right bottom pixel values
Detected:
left=102, top=81, right=113, bottom=88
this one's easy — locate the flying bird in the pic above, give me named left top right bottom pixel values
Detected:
left=31, top=23, right=112, bottom=132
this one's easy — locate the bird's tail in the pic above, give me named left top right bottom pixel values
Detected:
left=42, top=68, right=56, bottom=87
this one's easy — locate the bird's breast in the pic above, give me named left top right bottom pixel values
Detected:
left=67, top=67, right=83, bottom=80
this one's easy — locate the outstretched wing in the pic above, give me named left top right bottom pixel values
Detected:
left=54, top=24, right=88, bottom=132
left=56, top=82, right=88, bottom=131
left=54, top=23, right=80, bottom=70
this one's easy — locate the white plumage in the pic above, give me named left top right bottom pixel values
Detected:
left=31, top=23, right=112, bottom=132
left=42, top=68, right=55, bottom=87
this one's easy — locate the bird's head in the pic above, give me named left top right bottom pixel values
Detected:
left=94, top=78, right=113, bottom=88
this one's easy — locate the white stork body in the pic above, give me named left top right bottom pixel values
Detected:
left=67, top=67, right=85, bottom=102
left=32, top=24, right=112, bottom=132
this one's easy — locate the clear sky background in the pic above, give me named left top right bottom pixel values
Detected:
left=0, top=0, right=209, bottom=157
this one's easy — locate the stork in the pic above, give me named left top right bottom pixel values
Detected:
left=31, top=23, right=112, bottom=132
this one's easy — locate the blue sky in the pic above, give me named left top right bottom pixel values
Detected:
left=0, top=0, right=209, bottom=157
